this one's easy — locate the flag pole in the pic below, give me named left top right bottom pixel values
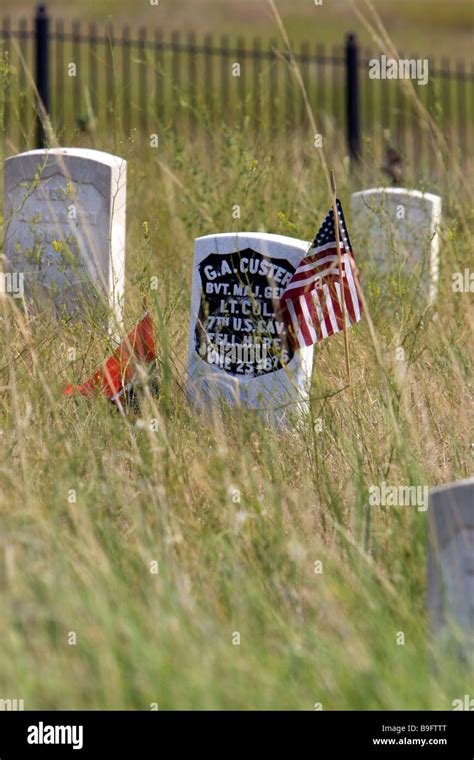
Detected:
left=330, top=170, right=352, bottom=385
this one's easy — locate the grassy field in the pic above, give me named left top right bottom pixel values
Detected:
left=0, top=0, right=473, bottom=711
left=0, top=122, right=472, bottom=708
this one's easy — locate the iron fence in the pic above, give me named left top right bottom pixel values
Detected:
left=0, top=5, right=473, bottom=179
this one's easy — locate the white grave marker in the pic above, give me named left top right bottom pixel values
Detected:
left=3, top=148, right=126, bottom=329
left=187, top=232, right=314, bottom=425
left=428, top=477, right=474, bottom=659
left=351, top=187, right=441, bottom=304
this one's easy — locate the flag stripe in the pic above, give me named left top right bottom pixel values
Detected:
left=343, top=253, right=361, bottom=323
left=285, top=253, right=342, bottom=283
left=295, top=295, right=314, bottom=346
left=322, top=283, right=340, bottom=335
left=285, top=298, right=306, bottom=349
left=329, top=280, right=346, bottom=331
left=312, top=289, right=329, bottom=340
left=304, top=291, right=323, bottom=343
left=300, top=294, right=318, bottom=345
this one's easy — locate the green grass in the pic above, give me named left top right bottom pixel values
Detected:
left=0, top=118, right=472, bottom=708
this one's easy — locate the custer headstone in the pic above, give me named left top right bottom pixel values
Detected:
left=428, top=477, right=474, bottom=661
left=3, top=148, right=126, bottom=330
left=351, top=187, right=441, bottom=304
left=187, top=232, right=314, bottom=425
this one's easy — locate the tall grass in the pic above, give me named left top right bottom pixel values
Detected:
left=0, top=117, right=472, bottom=708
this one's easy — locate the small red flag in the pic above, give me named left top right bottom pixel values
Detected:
left=64, top=312, right=156, bottom=402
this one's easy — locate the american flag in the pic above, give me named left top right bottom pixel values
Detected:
left=280, top=199, right=362, bottom=350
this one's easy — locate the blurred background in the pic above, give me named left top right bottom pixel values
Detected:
left=1, top=0, right=473, bottom=186
left=2, top=0, right=474, bottom=58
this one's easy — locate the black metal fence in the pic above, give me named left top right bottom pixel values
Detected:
left=1, top=5, right=473, bottom=178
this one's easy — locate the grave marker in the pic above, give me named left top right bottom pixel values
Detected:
left=3, top=148, right=127, bottom=330
left=187, top=232, right=314, bottom=425
left=351, top=187, right=441, bottom=304
left=428, top=477, right=474, bottom=660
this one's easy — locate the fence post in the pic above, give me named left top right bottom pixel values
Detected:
left=35, top=4, right=50, bottom=148
left=345, top=33, right=360, bottom=165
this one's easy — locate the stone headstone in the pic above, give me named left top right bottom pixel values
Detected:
left=351, top=187, right=441, bottom=304
left=3, top=148, right=126, bottom=329
left=187, top=232, right=314, bottom=425
left=428, top=477, right=474, bottom=660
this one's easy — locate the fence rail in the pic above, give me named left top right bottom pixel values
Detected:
left=1, top=5, right=473, bottom=181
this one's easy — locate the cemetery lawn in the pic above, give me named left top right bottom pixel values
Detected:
left=0, top=130, right=472, bottom=709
